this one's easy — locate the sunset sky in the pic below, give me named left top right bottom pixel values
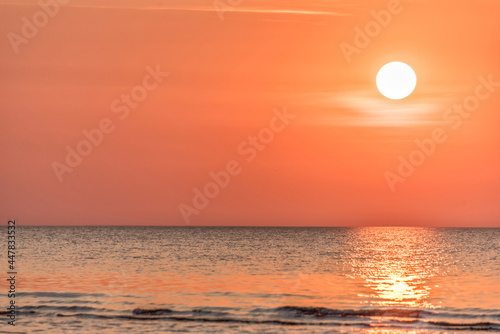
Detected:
left=1, top=0, right=499, bottom=226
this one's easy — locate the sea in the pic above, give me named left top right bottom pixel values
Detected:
left=1, top=226, right=499, bottom=333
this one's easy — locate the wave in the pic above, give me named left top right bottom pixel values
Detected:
left=273, top=306, right=500, bottom=320
left=6, top=305, right=500, bottom=331
left=56, top=312, right=331, bottom=326
left=273, top=306, right=431, bottom=318
left=427, top=320, right=500, bottom=331
left=133, top=308, right=173, bottom=315
left=51, top=311, right=500, bottom=331
left=18, top=292, right=107, bottom=298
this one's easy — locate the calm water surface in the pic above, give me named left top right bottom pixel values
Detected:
left=1, top=227, right=499, bottom=333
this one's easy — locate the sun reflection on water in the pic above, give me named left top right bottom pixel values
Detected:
left=348, top=227, right=439, bottom=309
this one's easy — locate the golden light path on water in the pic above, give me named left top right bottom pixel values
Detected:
left=346, top=227, right=439, bottom=309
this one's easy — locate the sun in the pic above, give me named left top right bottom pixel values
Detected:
left=376, top=62, right=417, bottom=100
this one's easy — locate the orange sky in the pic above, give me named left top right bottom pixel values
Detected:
left=1, top=0, right=499, bottom=226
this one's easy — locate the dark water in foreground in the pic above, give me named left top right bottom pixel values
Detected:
left=1, top=227, right=499, bottom=333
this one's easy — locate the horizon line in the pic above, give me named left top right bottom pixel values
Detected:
left=12, top=225, right=500, bottom=228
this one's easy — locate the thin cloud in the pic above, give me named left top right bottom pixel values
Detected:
left=0, top=0, right=353, bottom=16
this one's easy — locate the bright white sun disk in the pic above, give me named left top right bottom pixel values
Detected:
left=376, top=62, right=417, bottom=100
